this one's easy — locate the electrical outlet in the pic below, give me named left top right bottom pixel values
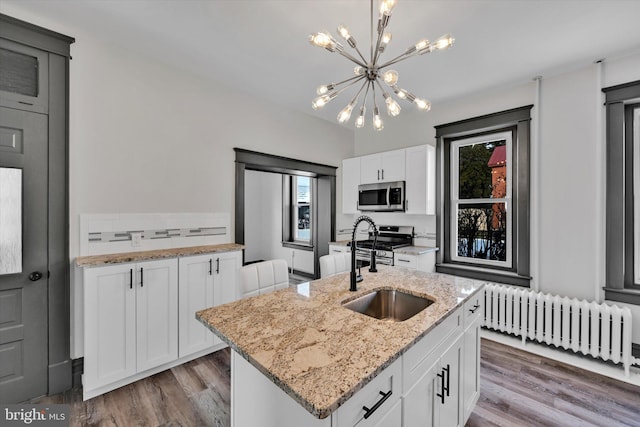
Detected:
left=131, top=232, right=142, bottom=247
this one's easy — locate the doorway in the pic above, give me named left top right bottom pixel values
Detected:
left=234, top=149, right=337, bottom=278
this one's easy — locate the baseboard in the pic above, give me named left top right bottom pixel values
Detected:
left=481, top=329, right=640, bottom=387
left=291, top=269, right=314, bottom=279
left=72, top=358, right=84, bottom=388
left=48, top=359, right=72, bottom=395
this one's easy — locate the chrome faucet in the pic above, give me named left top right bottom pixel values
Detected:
left=350, top=215, right=378, bottom=292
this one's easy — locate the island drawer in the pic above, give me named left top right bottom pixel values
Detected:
left=402, top=309, right=462, bottom=393
left=334, top=357, right=402, bottom=427
left=463, top=291, right=483, bottom=328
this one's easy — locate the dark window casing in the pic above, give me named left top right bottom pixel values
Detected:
left=603, top=80, right=640, bottom=305
left=435, top=105, right=533, bottom=286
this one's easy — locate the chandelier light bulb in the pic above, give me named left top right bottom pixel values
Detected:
left=373, top=106, right=384, bottom=131
left=392, top=85, right=407, bottom=99
left=316, top=84, right=335, bottom=95
left=309, top=32, right=334, bottom=49
left=382, top=32, right=392, bottom=45
left=337, top=25, right=350, bottom=40
left=433, top=34, right=455, bottom=51
left=354, top=66, right=366, bottom=76
left=414, top=98, right=431, bottom=111
left=385, top=96, right=401, bottom=116
left=379, top=0, right=397, bottom=16
left=355, top=106, right=366, bottom=128
left=312, top=93, right=337, bottom=110
left=382, top=70, right=399, bottom=86
left=337, top=103, right=354, bottom=123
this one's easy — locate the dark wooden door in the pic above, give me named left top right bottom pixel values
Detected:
left=0, top=106, right=49, bottom=402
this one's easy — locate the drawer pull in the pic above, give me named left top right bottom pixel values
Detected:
left=140, top=267, right=144, bottom=287
left=469, top=303, right=481, bottom=314
left=397, top=259, right=411, bottom=263
left=129, top=268, right=133, bottom=289
left=362, top=389, right=392, bottom=420
left=209, top=258, right=213, bottom=276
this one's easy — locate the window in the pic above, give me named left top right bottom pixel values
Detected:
left=293, top=176, right=311, bottom=243
left=603, top=80, right=640, bottom=304
left=451, top=132, right=512, bottom=268
left=436, top=106, right=532, bottom=286
left=282, top=175, right=314, bottom=249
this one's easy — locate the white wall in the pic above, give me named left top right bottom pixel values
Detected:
left=0, top=4, right=354, bottom=263
left=244, top=170, right=314, bottom=275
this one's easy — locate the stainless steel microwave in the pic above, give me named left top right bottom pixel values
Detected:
left=357, top=181, right=405, bottom=212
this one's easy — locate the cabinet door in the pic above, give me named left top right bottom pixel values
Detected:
left=136, top=259, right=178, bottom=372
left=365, top=399, right=401, bottom=427
left=178, top=255, right=216, bottom=358
left=0, top=38, right=49, bottom=113
left=402, top=358, right=439, bottom=427
left=462, top=316, right=482, bottom=422
left=380, top=149, right=406, bottom=182
left=215, top=251, right=241, bottom=305
left=83, top=264, right=136, bottom=389
left=342, top=157, right=360, bottom=214
left=405, top=145, right=435, bottom=214
left=438, top=336, right=463, bottom=427
left=360, top=153, right=382, bottom=183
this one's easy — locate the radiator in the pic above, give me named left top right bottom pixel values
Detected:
left=483, top=284, right=634, bottom=376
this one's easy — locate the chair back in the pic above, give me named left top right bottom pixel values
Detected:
left=319, top=253, right=351, bottom=278
left=240, top=259, right=289, bottom=299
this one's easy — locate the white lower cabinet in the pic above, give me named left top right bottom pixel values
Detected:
left=83, top=258, right=178, bottom=396
left=82, top=250, right=241, bottom=400
left=393, top=252, right=436, bottom=273
left=329, top=244, right=350, bottom=254
left=462, top=293, right=483, bottom=421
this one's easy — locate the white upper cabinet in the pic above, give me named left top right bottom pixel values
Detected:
left=342, top=157, right=361, bottom=214
left=360, top=148, right=406, bottom=184
left=405, top=145, right=436, bottom=215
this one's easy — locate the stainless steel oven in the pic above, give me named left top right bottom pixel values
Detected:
left=357, top=181, right=405, bottom=212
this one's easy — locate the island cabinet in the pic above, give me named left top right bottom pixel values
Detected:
left=232, top=352, right=402, bottom=427
left=462, top=291, right=484, bottom=420
left=83, top=259, right=178, bottom=394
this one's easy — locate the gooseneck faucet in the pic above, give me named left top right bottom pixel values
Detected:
left=350, top=215, right=378, bottom=292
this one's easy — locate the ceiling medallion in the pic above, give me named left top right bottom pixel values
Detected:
left=309, top=0, right=454, bottom=131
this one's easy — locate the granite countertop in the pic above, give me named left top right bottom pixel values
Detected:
left=196, top=266, right=485, bottom=419
left=76, top=243, right=245, bottom=267
left=394, top=245, right=440, bottom=255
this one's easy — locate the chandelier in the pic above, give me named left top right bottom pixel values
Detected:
left=309, top=0, right=454, bottom=131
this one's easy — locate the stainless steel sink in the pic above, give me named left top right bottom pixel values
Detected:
left=342, top=289, right=434, bottom=322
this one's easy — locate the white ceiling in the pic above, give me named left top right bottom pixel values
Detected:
left=6, top=0, right=640, bottom=125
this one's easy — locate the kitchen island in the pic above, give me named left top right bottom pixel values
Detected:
left=197, top=265, right=485, bottom=427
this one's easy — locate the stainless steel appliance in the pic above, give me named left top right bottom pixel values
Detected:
left=349, top=225, right=413, bottom=266
left=357, top=181, right=405, bottom=212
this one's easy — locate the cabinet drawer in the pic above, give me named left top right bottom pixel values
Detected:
left=334, top=358, right=402, bottom=427
left=463, top=290, right=483, bottom=329
left=403, top=309, right=462, bottom=393
left=393, top=254, right=416, bottom=269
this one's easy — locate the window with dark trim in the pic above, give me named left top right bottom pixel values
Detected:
left=603, top=80, right=640, bottom=305
left=435, top=105, right=532, bottom=286
left=282, top=174, right=315, bottom=250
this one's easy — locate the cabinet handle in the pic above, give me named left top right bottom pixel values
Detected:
left=140, top=267, right=144, bottom=287
left=362, top=390, right=392, bottom=420
left=436, top=370, right=445, bottom=404
left=397, top=259, right=411, bottom=263
left=381, top=169, right=384, bottom=180
left=469, top=303, right=481, bottom=314
left=443, top=364, right=450, bottom=397
left=216, top=258, right=220, bottom=274
left=129, top=268, right=133, bottom=289
left=209, top=258, right=213, bottom=276
left=377, top=169, right=380, bottom=180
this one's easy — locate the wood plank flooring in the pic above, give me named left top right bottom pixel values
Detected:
left=36, top=339, right=640, bottom=426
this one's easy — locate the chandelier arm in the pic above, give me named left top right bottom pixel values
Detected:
left=332, top=75, right=368, bottom=96
left=378, top=51, right=417, bottom=69
left=351, top=44, right=369, bottom=65
left=372, top=18, right=388, bottom=65
left=332, top=74, right=365, bottom=89
left=335, top=49, right=368, bottom=68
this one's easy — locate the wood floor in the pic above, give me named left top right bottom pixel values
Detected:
left=37, top=339, right=640, bottom=426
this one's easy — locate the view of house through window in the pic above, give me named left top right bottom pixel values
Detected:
left=293, top=176, right=311, bottom=243
left=451, top=132, right=512, bottom=267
